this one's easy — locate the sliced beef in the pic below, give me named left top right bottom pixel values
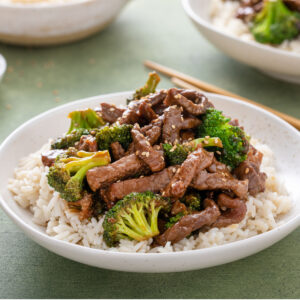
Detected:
left=132, top=124, right=165, bottom=172
left=234, top=146, right=267, bottom=196
left=171, top=200, right=187, bottom=215
left=141, top=117, right=163, bottom=145
left=164, top=88, right=213, bottom=116
left=97, top=103, right=125, bottom=124
left=76, top=135, right=98, bottom=152
left=162, top=106, right=182, bottom=144
left=155, top=198, right=220, bottom=246
left=110, top=142, right=125, bottom=161
left=236, top=0, right=263, bottom=22
left=213, top=193, right=247, bottom=228
left=68, top=193, right=93, bottom=220
left=164, top=147, right=214, bottom=198
left=138, top=101, right=158, bottom=122
left=180, top=130, right=195, bottom=142
left=181, top=116, right=201, bottom=130
left=104, top=166, right=178, bottom=205
left=148, top=90, right=167, bottom=107
left=41, top=149, right=65, bottom=167
left=86, top=154, right=147, bottom=191
left=207, top=157, right=231, bottom=176
left=190, top=170, right=248, bottom=199
left=284, top=0, right=300, bottom=12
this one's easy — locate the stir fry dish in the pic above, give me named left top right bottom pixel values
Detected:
left=236, top=0, right=300, bottom=44
left=41, top=72, right=267, bottom=247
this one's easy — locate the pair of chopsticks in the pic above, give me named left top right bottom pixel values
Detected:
left=144, top=60, right=300, bottom=130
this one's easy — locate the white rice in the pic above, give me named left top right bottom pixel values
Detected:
left=210, top=0, right=300, bottom=54
left=8, top=139, right=292, bottom=253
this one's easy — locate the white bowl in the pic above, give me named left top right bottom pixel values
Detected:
left=0, top=0, right=128, bottom=46
left=0, top=54, right=6, bottom=81
left=182, top=0, right=300, bottom=84
left=0, top=91, right=299, bottom=273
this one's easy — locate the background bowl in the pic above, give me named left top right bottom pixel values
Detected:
left=0, top=0, right=128, bottom=46
left=0, top=91, right=299, bottom=272
left=0, top=54, right=6, bottom=81
left=182, top=0, right=300, bottom=84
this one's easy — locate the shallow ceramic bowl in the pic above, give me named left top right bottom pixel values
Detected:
left=0, top=54, right=6, bottom=81
left=182, top=0, right=300, bottom=84
left=0, top=0, right=128, bottom=46
left=0, top=91, right=299, bottom=272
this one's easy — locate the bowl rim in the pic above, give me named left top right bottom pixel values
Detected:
left=0, top=91, right=299, bottom=260
left=0, top=54, right=7, bottom=80
left=0, top=0, right=101, bottom=9
left=181, top=0, right=300, bottom=59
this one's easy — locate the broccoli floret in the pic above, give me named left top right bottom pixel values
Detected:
left=163, top=137, right=223, bottom=166
left=51, top=109, right=105, bottom=149
left=51, top=128, right=90, bottom=150
left=181, top=192, right=202, bottom=211
left=96, top=124, right=133, bottom=151
left=67, top=108, right=105, bottom=134
left=103, top=192, right=170, bottom=247
left=47, top=150, right=111, bottom=202
left=197, top=108, right=249, bottom=168
left=165, top=212, right=185, bottom=229
left=251, top=0, right=300, bottom=45
left=127, top=72, right=160, bottom=104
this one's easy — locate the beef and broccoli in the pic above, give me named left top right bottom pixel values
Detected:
left=235, top=0, right=300, bottom=45
left=41, top=72, right=267, bottom=247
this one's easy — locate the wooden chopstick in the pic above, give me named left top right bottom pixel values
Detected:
left=144, top=60, right=300, bottom=130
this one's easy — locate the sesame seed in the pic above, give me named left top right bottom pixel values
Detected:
left=136, top=151, right=139, bottom=155
left=172, top=125, right=175, bottom=129
left=172, top=167, right=176, bottom=173
left=216, top=151, right=221, bottom=155
left=175, top=94, right=180, bottom=99
left=90, top=130, right=96, bottom=135
left=204, top=140, right=209, bottom=145
left=188, top=138, right=193, bottom=141
left=140, top=175, right=144, bottom=178
left=214, top=138, right=219, bottom=144
left=109, top=108, right=115, bottom=111
left=142, top=152, right=147, bottom=156
left=145, top=152, right=150, bottom=157
left=146, top=141, right=150, bottom=146
left=205, top=136, right=210, bottom=139
left=181, top=117, right=184, bottom=122
left=245, top=168, right=250, bottom=174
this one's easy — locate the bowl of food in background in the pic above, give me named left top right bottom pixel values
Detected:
left=0, top=0, right=128, bottom=46
left=182, top=0, right=300, bottom=83
left=0, top=54, right=7, bottom=81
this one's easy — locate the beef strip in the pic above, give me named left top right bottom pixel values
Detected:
left=284, top=0, right=300, bottom=12
left=41, top=149, right=65, bottom=167
left=233, top=146, right=266, bottom=196
left=180, top=130, right=195, bottom=142
left=236, top=0, right=263, bottom=22
left=76, top=135, right=98, bottom=152
left=181, top=116, right=201, bottom=130
left=164, top=147, right=214, bottom=199
left=110, top=141, right=125, bottom=161
left=162, top=106, right=182, bottom=144
left=207, top=157, right=231, bottom=176
left=68, top=193, right=93, bottom=220
left=155, top=198, right=220, bottom=246
left=86, top=154, right=147, bottom=191
left=141, top=117, right=163, bottom=145
left=213, top=193, right=247, bottom=228
left=97, top=103, right=125, bottom=124
left=171, top=200, right=187, bottom=215
left=103, top=166, right=178, bottom=205
left=190, top=170, right=248, bottom=199
left=148, top=90, right=167, bottom=107
left=132, top=124, right=165, bottom=172
left=164, top=88, right=213, bottom=116
left=138, top=101, right=158, bottom=122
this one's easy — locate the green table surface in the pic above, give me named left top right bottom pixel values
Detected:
left=0, top=0, right=299, bottom=298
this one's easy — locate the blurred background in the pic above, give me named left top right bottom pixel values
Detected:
left=0, top=0, right=299, bottom=298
